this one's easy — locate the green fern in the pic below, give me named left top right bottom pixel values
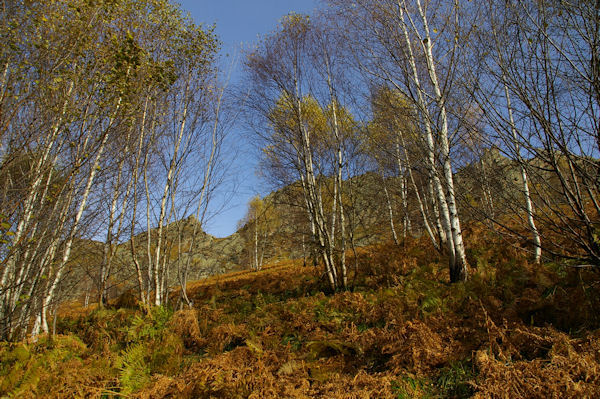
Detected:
left=116, top=343, right=150, bottom=394
left=125, top=306, right=172, bottom=343
left=420, top=295, right=443, bottom=314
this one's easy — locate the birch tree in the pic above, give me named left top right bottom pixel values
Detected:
left=468, top=0, right=599, bottom=265
left=0, top=0, right=221, bottom=339
left=245, top=14, right=360, bottom=290
left=129, top=16, right=219, bottom=307
left=328, top=0, right=470, bottom=281
left=240, top=196, right=281, bottom=271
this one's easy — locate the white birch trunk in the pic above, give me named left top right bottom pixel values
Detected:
left=418, top=0, right=467, bottom=280
left=36, top=113, right=114, bottom=335
left=399, top=132, right=439, bottom=250
left=0, top=81, right=74, bottom=289
left=397, top=2, right=456, bottom=266
left=323, top=50, right=348, bottom=289
left=293, top=70, right=337, bottom=290
left=180, top=81, right=221, bottom=302
left=99, top=151, right=127, bottom=306
left=503, top=81, right=542, bottom=263
left=153, top=84, right=189, bottom=306
left=381, top=172, right=400, bottom=245
left=254, top=220, right=259, bottom=270
left=129, top=96, right=152, bottom=308
left=394, top=139, right=411, bottom=238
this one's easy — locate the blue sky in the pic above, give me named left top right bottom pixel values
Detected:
left=176, top=0, right=319, bottom=237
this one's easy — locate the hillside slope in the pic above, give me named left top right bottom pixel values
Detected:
left=63, top=217, right=246, bottom=306
left=2, top=230, right=599, bottom=398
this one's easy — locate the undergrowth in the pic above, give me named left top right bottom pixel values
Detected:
left=1, top=231, right=599, bottom=398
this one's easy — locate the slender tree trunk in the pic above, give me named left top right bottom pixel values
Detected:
left=415, top=0, right=468, bottom=281
left=400, top=134, right=440, bottom=251
left=99, top=151, right=128, bottom=307
left=144, top=154, right=154, bottom=306
left=254, top=220, right=259, bottom=270
left=34, top=110, right=114, bottom=337
left=397, top=2, right=455, bottom=266
left=153, top=85, right=189, bottom=306
left=479, top=156, right=495, bottom=218
left=401, top=174, right=411, bottom=237
left=381, top=171, right=400, bottom=245
left=180, top=79, right=222, bottom=304
left=294, top=75, right=337, bottom=291
left=130, top=99, right=153, bottom=309
left=0, top=81, right=74, bottom=290
left=503, top=80, right=542, bottom=263
left=323, top=49, right=348, bottom=289
left=394, top=138, right=412, bottom=238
